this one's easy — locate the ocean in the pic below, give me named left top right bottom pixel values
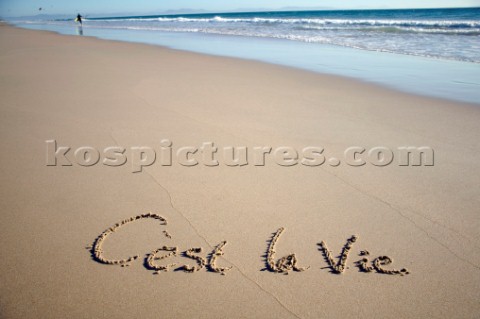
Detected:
left=11, top=7, right=480, bottom=104
left=80, top=8, right=480, bottom=63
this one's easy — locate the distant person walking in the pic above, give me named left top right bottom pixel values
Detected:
left=75, top=13, right=83, bottom=25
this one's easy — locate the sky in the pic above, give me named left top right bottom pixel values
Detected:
left=1, top=0, right=479, bottom=17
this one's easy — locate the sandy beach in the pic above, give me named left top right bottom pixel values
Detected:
left=0, top=23, right=479, bottom=318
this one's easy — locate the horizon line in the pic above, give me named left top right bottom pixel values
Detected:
left=3, top=5, right=479, bottom=19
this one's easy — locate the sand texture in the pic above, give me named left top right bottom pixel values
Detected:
left=1, top=24, right=480, bottom=318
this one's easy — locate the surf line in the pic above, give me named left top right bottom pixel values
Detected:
left=88, top=213, right=409, bottom=276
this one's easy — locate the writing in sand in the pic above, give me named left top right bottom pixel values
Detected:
left=88, top=213, right=409, bottom=276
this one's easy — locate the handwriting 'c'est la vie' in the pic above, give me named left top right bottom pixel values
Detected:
left=88, top=213, right=410, bottom=276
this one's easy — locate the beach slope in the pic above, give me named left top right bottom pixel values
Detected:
left=0, top=24, right=479, bottom=318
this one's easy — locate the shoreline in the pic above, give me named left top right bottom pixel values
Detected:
left=1, top=23, right=479, bottom=319
left=13, top=22, right=480, bottom=105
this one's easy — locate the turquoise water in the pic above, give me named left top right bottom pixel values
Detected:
left=12, top=8, right=480, bottom=104
left=83, top=8, right=480, bottom=63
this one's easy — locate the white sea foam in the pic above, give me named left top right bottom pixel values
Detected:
left=14, top=10, right=480, bottom=63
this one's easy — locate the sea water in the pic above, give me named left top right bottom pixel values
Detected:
left=12, top=7, right=480, bottom=104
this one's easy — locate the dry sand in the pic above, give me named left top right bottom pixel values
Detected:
left=0, top=24, right=479, bottom=318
